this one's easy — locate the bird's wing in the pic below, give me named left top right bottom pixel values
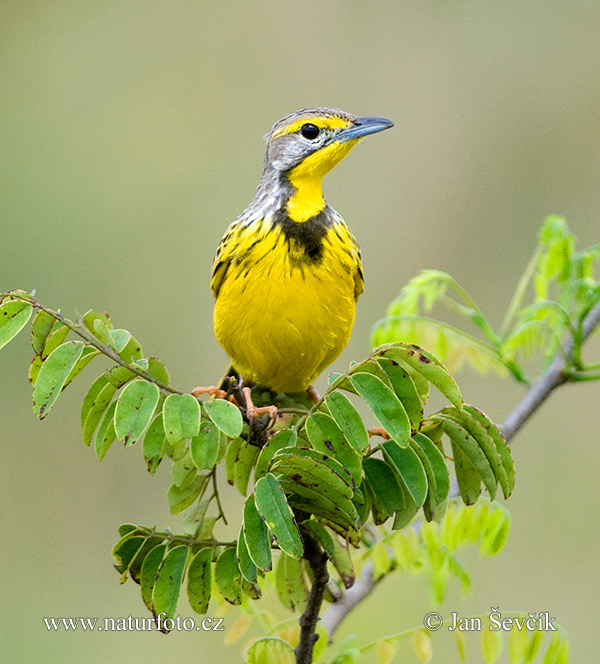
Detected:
left=211, top=221, right=241, bottom=299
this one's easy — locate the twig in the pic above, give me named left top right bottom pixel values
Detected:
left=502, top=299, right=600, bottom=440
left=3, top=291, right=181, bottom=396
left=321, top=299, right=600, bottom=642
left=295, top=536, right=329, bottom=664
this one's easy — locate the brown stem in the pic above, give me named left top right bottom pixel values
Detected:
left=295, top=536, right=329, bottom=664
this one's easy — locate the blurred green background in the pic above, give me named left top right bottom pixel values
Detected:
left=2, top=1, right=599, bottom=662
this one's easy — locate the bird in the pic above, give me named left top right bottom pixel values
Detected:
left=210, top=107, right=393, bottom=401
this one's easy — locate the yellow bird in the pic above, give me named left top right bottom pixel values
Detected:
left=211, top=108, right=393, bottom=395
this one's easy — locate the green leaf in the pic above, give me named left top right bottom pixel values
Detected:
left=32, top=340, right=85, bottom=419
left=247, top=637, right=295, bottom=664
left=41, top=322, right=70, bottom=358
left=162, top=393, right=201, bottom=443
left=82, top=310, right=112, bottom=334
left=377, top=358, right=424, bottom=432
left=325, top=390, right=369, bottom=454
left=243, top=494, right=272, bottom=571
left=186, top=548, right=213, bottom=615
left=524, top=629, right=544, bottom=663
left=452, top=443, right=482, bottom=505
left=464, top=405, right=514, bottom=497
left=104, top=364, right=136, bottom=388
left=140, top=543, right=167, bottom=611
left=271, top=447, right=354, bottom=501
left=143, top=414, right=167, bottom=474
left=171, top=449, right=197, bottom=488
left=363, top=458, right=404, bottom=524
left=112, top=531, right=144, bottom=569
left=411, top=432, right=450, bottom=521
left=373, top=315, right=507, bottom=376
left=255, top=430, right=298, bottom=480
left=508, top=623, right=529, bottom=664
left=380, top=343, right=463, bottom=409
left=276, top=553, right=309, bottom=612
left=167, top=473, right=207, bottom=514
left=109, top=328, right=131, bottom=352
left=254, top=474, right=304, bottom=559
left=190, top=418, right=221, bottom=470
left=271, top=448, right=358, bottom=531
left=382, top=440, right=428, bottom=507
left=152, top=545, right=188, bottom=629
left=95, top=400, right=117, bottom=460
left=30, top=309, right=54, bottom=355
left=237, top=526, right=258, bottom=583
left=225, top=436, right=244, bottom=485
left=128, top=535, right=164, bottom=585
left=81, top=377, right=117, bottom=445
left=215, top=547, right=242, bottom=605
left=440, top=407, right=509, bottom=499
left=234, top=440, right=261, bottom=495
left=92, top=319, right=111, bottom=345
left=63, top=346, right=100, bottom=389
left=285, top=488, right=359, bottom=533
left=481, top=623, right=503, bottom=664
left=391, top=483, right=419, bottom=530
left=118, top=523, right=137, bottom=537
left=204, top=398, right=243, bottom=438
left=118, top=332, right=143, bottom=363
left=350, top=371, right=411, bottom=446
left=438, top=416, right=497, bottom=499
left=28, top=355, right=42, bottom=385
left=147, top=357, right=170, bottom=385
left=115, top=380, right=160, bottom=446
left=305, top=412, right=362, bottom=484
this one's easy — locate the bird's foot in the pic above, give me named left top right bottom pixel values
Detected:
left=190, top=385, right=229, bottom=400
left=242, top=386, right=278, bottom=423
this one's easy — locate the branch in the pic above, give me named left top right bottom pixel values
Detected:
left=2, top=291, right=181, bottom=396
left=321, top=299, right=600, bottom=642
left=295, top=537, right=329, bottom=664
left=502, top=299, right=600, bottom=440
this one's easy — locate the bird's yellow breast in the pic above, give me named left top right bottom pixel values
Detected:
left=213, top=216, right=362, bottom=393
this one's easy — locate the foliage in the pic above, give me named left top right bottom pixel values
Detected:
left=329, top=614, right=570, bottom=664
left=4, top=217, right=598, bottom=662
left=0, top=288, right=515, bottom=637
left=372, top=216, right=600, bottom=384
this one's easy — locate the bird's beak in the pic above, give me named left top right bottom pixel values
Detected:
left=332, top=116, right=394, bottom=144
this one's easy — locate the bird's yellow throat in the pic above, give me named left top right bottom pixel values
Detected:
left=286, top=139, right=358, bottom=223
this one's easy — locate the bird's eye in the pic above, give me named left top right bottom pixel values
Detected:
left=300, top=123, right=321, bottom=140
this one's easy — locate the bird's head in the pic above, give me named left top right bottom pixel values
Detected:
left=262, top=108, right=393, bottom=221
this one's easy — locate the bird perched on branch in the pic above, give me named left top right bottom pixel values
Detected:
left=211, top=107, right=393, bottom=399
